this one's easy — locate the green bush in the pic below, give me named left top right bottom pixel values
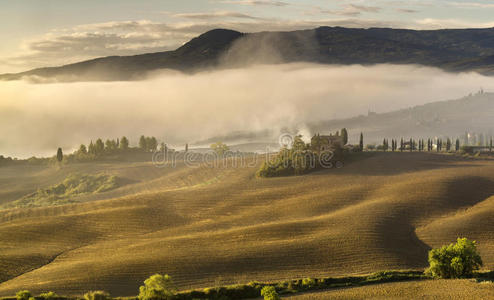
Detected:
left=138, top=274, right=175, bottom=300
left=260, top=286, right=279, bottom=300
left=301, top=277, right=316, bottom=289
left=6, top=173, right=120, bottom=208
left=16, top=291, right=32, bottom=300
left=427, top=237, right=483, bottom=278
left=83, top=291, right=110, bottom=300
left=39, top=292, right=58, bottom=300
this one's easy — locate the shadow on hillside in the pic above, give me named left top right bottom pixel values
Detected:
left=312, top=152, right=482, bottom=176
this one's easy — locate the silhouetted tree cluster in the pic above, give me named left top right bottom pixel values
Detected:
left=378, top=136, right=471, bottom=153
left=139, top=136, right=158, bottom=152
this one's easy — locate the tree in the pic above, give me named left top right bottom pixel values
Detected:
left=138, top=274, right=175, bottom=300
left=88, top=141, right=95, bottom=155
left=490, top=138, right=493, bottom=153
left=400, top=138, right=404, bottom=152
left=184, top=143, right=189, bottom=153
left=84, top=291, right=109, bottom=300
left=78, top=144, right=87, bottom=155
left=446, top=138, right=452, bottom=151
left=341, top=128, right=348, bottom=145
left=16, top=291, right=32, bottom=300
left=139, top=135, right=147, bottom=151
left=359, top=132, right=364, bottom=152
left=455, top=139, right=460, bottom=152
left=105, top=139, right=117, bottom=152
left=56, top=148, right=63, bottom=162
left=95, top=139, right=105, bottom=155
left=260, top=286, right=280, bottom=300
left=40, top=292, right=59, bottom=300
left=427, top=238, right=482, bottom=279
left=120, top=136, right=129, bottom=150
left=383, top=139, right=387, bottom=152
left=210, top=142, right=230, bottom=156
left=148, top=137, right=158, bottom=152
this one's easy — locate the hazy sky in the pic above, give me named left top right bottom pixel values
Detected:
left=2, top=0, right=494, bottom=73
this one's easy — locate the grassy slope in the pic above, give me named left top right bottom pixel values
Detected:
left=284, top=279, right=494, bottom=299
left=0, top=153, right=494, bottom=296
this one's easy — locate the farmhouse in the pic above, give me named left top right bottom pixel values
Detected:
left=311, top=133, right=344, bottom=153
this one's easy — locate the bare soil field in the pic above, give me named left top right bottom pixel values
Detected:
left=0, top=152, right=493, bottom=296
left=284, top=279, right=494, bottom=299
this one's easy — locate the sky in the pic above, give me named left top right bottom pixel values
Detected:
left=2, top=0, right=494, bottom=73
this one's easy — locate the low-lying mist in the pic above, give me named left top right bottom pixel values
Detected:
left=1, top=63, right=494, bottom=158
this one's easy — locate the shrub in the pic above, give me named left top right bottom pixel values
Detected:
left=16, top=291, right=32, bottom=300
left=83, top=291, right=109, bottom=300
left=39, top=292, right=58, bottom=300
left=138, top=274, right=176, bottom=300
left=427, top=237, right=483, bottom=278
left=301, top=277, right=316, bottom=288
left=260, top=286, right=279, bottom=300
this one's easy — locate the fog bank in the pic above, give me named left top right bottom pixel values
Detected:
left=1, top=63, right=493, bottom=158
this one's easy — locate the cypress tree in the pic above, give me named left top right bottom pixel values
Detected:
left=359, top=133, right=364, bottom=152
left=56, top=148, right=63, bottom=162
left=341, top=128, right=348, bottom=145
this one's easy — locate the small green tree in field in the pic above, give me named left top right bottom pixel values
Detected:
left=84, top=291, right=109, bottom=300
left=40, top=292, right=58, bottom=300
left=16, top=290, right=32, bottom=300
left=210, top=142, right=230, bottom=156
left=138, top=274, right=176, bottom=300
left=260, top=286, right=279, bottom=300
left=427, top=237, right=483, bottom=278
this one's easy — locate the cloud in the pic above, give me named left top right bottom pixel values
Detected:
left=220, top=0, right=289, bottom=6
left=348, top=4, right=381, bottom=13
left=2, top=63, right=494, bottom=158
left=318, top=4, right=381, bottom=17
left=173, top=11, right=263, bottom=20
left=396, top=8, right=419, bottom=13
left=449, top=1, right=494, bottom=9
left=415, top=18, right=494, bottom=29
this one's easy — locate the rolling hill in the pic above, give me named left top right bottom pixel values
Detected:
left=0, top=152, right=494, bottom=296
left=310, top=91, right=494, bottom=143
left=198, top=91, right=494, bottom=148
left=4, top=27, right=494, bottom=81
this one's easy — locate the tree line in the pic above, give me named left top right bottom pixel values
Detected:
left=375, top=137, right=493, bottom=153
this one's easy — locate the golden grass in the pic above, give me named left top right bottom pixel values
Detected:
left=284, top=279, right=494, bottom=299
left=0, top=153, right=494, bottom=296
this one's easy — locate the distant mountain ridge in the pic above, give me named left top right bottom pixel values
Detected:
left=4, top=26, right=494, bottom=81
